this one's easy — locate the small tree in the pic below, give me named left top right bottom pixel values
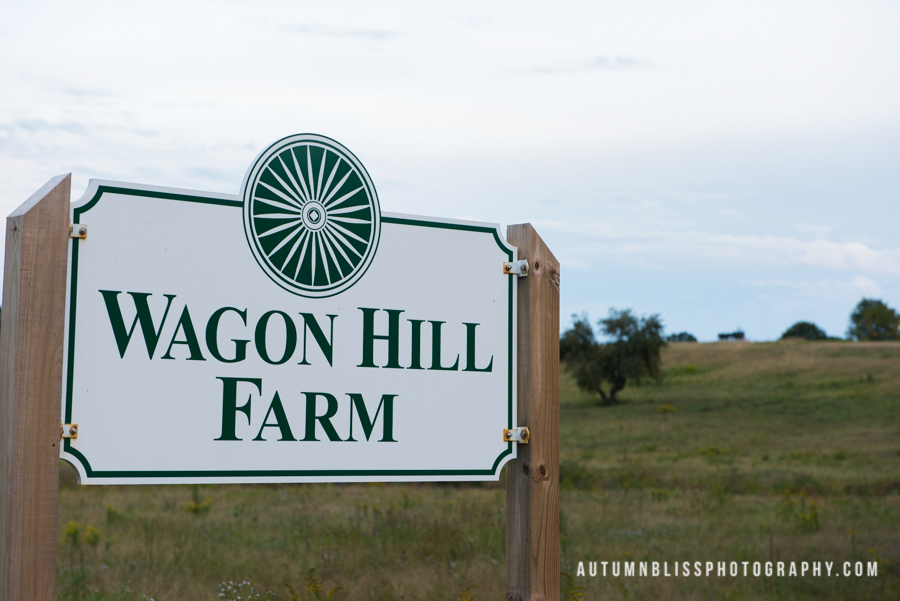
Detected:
left=559, top=313, right=596, bottom=362
left=781, top=321, right=827, bottom=340
left=667, top=331, right=697, bottom=342
left=561, top=309, right=666, bottom=406
left=847, top=298, right=900, bottom=341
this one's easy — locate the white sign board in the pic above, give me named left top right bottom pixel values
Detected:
left=60, top=134, right=518, bottom=484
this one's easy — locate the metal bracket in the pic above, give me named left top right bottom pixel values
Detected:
left=503, top=427, right=530, bottom=444
left=70, top=224, right=87, bottom=239
left=61, top=423, right=78, bottom=439
left=503, top=259, right=529, bottom=277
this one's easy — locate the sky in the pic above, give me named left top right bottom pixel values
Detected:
left=2, top=0, right=899, bottom=341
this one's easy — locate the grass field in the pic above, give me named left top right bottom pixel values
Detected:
left=56, top=341, right=900, bottom=600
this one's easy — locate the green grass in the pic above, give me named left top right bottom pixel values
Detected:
left=57, top=341, right=900, bottom=600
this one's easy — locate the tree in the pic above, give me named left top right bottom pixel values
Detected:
left=667, top=331, right=697, bottom=342
left=847, top=298, right=900, bottom=341
left=561, top=309, right=666, bottom=406
left=780, top=321, right=827, bottom=340
left=559, top=312, right=596, bottom=363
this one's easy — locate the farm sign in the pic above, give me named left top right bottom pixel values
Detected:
left=60, top=134, right=518, bottom=484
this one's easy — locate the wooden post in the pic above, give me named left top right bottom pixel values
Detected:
left=0, top=174, right=71, bottom=601
left=506, top=224, right=560, bottom=601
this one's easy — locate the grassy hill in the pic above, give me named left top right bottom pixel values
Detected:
left=559, top=340, right=899, bottom=600
left=562, top=339, right=900, bottom=495
left=57, top=341, right=899, bottom=600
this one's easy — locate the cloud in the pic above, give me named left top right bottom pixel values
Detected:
left=532, top=55, right=651, bottom=74
left=535, top=220, right=900, bottom=276
left=185, top=166, right=238, bottom=183
left=0, top=118, right=99, bottom=158
left=796, top=223, right=833, bottom=237
left=444, top=15, right=490, bottom=28
left=56, top=86, right=114, bottom=100
left=586, top=56, right=648, bottom=70
left=0, top=118, right=160, bottom=160
left=2, top=118, right=90, bottom=137
left=741, top=276, right=882, bottom=297
left=279, top=24, right=400, bottom=40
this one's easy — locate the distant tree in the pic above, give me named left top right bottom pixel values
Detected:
left=561, top=309, right=666, bottom=406
left=559, top=313, right=596, bottom=363
left=780, top=321, right=827, bottom=340
left=847, top=298, right=900, bottom=341
left=667, top=332, right=697, bottom=343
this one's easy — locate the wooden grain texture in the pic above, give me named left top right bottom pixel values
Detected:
left=505, top=224, right=560, bottom=601
left=0, top=174, right=71, bottom=601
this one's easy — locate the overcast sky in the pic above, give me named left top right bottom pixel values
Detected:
left=2, top=0, right=899, bottom=340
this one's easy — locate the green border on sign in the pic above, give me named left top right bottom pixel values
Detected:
left=63, top=185, right=515, bottom=480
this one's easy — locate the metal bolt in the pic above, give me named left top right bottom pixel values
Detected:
left=79, top=226, right=86, bottom=235
left=69, top=426, right=77, bottom=436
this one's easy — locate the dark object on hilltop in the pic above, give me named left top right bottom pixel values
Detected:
left=668, top=332, right=697, bottom=343
left=781, top=321, right=827, bottom=340
left=560, top=310, right=666, bottom=406
left=718, top=330, right=745, bottom=341
left=847, top=298, right=900, bottom=341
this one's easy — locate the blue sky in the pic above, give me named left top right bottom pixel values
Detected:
left=2, top=0, right=898, bottom=340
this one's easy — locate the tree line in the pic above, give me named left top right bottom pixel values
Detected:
left=561, top=297, right=900, bottom=406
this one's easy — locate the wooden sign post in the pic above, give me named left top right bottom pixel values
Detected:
left=0, top=166, right=560, bottom=599
left=0, top=174, right=71, bottom=601
left=506, top=224, right=561, bottom=601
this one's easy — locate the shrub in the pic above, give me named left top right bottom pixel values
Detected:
left=781, top=321, right=827, bottom=340
left=667, top=331, right=697, bottom=342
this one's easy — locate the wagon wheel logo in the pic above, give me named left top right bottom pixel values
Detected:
left=242, top=134, right=381, bottom=297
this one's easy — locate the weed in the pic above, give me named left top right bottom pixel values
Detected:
left=60, top=522, right=103, bottom=600
left=797, top=497, right=821, bottom=533
left=184, top=485, right=212, bottom=514
left=698, top=445, right=728, bottom=457
left=106, top=504, right=122, bottom=524
left=650, top=488, right=670, bottom=502
left=284, top=568, right=341, bottom=601
left=778, top=490, right=821, bottom=533
left=560, top=460, right=594, bottom=490
left=63, top=521, right=85, bottom=571
left=867, top=547, right=883, bottom=572
left=561, top=571, right=585, bottom=601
